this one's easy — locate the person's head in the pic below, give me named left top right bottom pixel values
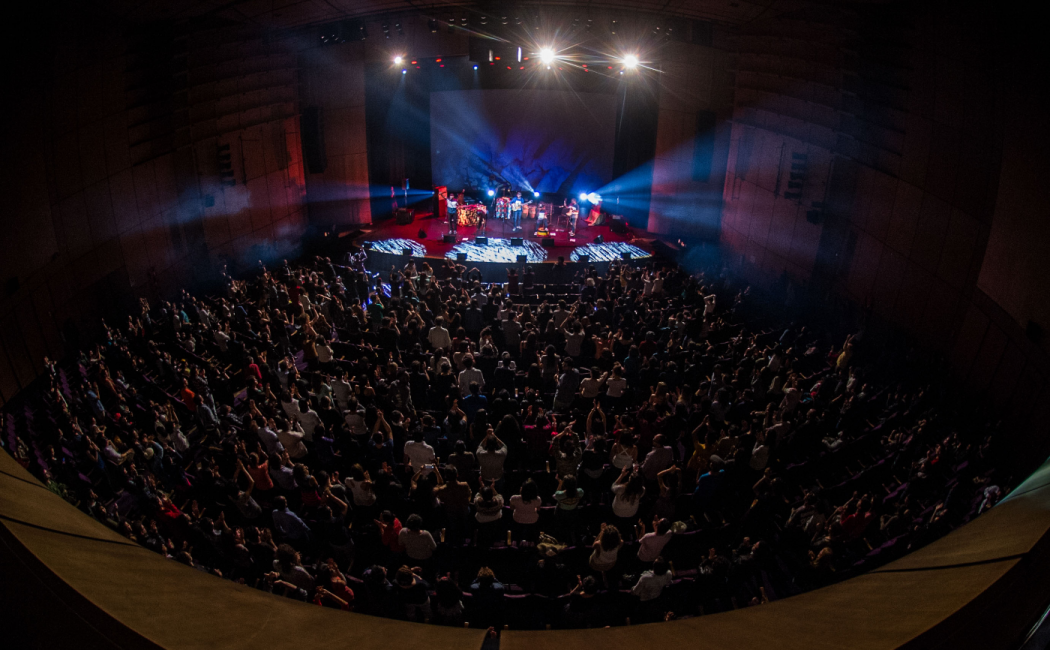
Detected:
left=653, top=557, right=669, bottom=576
left=519, top=478, right=540, bottom=502
left=470, top=381, right=480, bottom=396
left=276, top=543, right=298, bottom=570
left=561, top=475, right=578, bottom=495
left=380, top=510, right=396, bottom=524
left=349, top=463, right=366, bottom=481
left=581, top=575, right=598, bottom=595
left=485, top=430, right=500, bottom=451
left=463, top=355, right=475, bottom=369
left=600, top=524, right=621, bottom=549
left=624, top=472, right=645, bottom=502
left=479, top=485, right=496, bottom=504
left=655, top=518, right=672, bottom=535
left=476, top=566, right=496, bottom=586
left=273, top=495, right=288, bottom=511
left=453, top=439, right=467, bottom=455
left=394, top=565, right=416, bottom=587
left=405, top=513, right=424, bottom=531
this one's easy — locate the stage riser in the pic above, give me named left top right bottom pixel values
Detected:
left=362, top=251, right=646, bottom=284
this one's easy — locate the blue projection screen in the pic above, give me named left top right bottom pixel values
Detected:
left=430, top=89, right=617, bottom=197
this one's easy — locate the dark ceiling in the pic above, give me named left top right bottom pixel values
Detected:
left=90, top=0, right=783, bottom=28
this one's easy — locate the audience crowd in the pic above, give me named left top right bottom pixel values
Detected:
left=3, top=252, right=1009, bottom=629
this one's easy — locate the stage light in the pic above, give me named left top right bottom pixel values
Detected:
left=487, top=189, right=495, bottom=197
left=473, top=65, right=478, bottom=70
left=579, top=192, right=588, bottom=201
left=394, top=55, right=403, bottom=65
left=623, top=54, right=639, bottom=69
left=587, top=192, right=602, bottom=204
left=401, top=69, right=407, bottom=75
left=534, top=191, right=540, bottom=198
left=539, top=47, right=556, bottom=65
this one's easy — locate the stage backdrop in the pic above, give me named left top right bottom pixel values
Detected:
left=430, top=89, right=616, bottom=197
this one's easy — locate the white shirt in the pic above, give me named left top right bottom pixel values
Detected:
left=278, top=423, right=308, bottom=459
left=318, top=343, right=334, bottom=364
left=631, top=570, right=672, bottom=601
left=611, top=483, right=644, bottom=518
left=459, top=367, right=485, bottom=396
left=404, top=440, right=436, bottom=468
left=332, top=379, right=352, bottom=409
left=509, top=495, right=541, bottom=524
left=605, top=377, right=627, bottom=398
left=299, top=409, right=321, bottom=442
left=637, top=531, right=673, bottom=562
left=429, top=326, right=452, bottom=351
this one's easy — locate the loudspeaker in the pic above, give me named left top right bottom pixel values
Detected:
left=301, top=107, right=327, bottom=174
left=510, top=237, right=524, bottom=247
left=621, top=252, right=632, bottom=260
left=578, top=254, right=590, bottom=263
left=402, top=248, right=412, bottom=257
left=443, top=233, right=456, bottom=243
left=395, top=208, right=414, bottom=225
left=456, top=253, right=467, bottom=262
left=594, top=235, right=604, bottom=245
left=363, top=241, right=374, bottom=251
left=418, top=228, right=427, bottom=239
left=516, top=255, right=527, bottom=264
left=541, top=237, right=555, bottom=247
left=475, top=236, right=488, bottom=245
left=610, top=218, right=629, bottom=235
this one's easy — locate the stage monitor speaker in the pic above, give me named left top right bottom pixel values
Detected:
left=594, top=235, right=604, bottom=245
left=443, top=233, right=456, bottom=244
left=456, top=253, right=467, bottom=262
left=301, top=107, right=327, bottom=174
left=402, top=248, right=412, bottom=257
left=510, top=237, right=524, bottom=247
left=621, top=252, right=632, bottom=260
left=418, top=228, right=427, bottom=239
left=475, top=236, right=488, bottom=245
left=541, top=237, right=555, bottom=248
left=578, top=254, right=590, bottom=263
left=516, top=255, right=527, bottom=264
left=610, top=218, right=629, bottom=235
left=395, top=208, right=414, bottom=225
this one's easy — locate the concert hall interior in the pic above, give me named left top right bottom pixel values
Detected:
left=4, top=1, right=1050, bottom=650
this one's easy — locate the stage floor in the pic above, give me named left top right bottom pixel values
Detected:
left=357, top=213, right=652, bottom=264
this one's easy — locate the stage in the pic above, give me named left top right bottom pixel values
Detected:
left=356, top=211, right=652, bottom=265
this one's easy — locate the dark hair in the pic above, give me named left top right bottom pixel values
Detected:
left=561, top=475, right=579, bottom=495
left=520, top=478, right=539, bottom=502
left=600, top=525, right=622, bottom=550
left=405, top=513, right=424, bottom=530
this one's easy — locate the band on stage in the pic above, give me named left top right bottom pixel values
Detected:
left=444, top=187, right=592, bottom=238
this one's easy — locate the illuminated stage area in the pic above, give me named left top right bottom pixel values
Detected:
left=358, top=212, right=654, bottom=267
left=445, top=238, right=548, bottom=263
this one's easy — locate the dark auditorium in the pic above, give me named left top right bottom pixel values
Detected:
left=3, top=1, right=1050, bottom=649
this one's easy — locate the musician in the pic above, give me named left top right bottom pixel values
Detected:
left=446, top=192, right=458, bottom=234
left=566, top=198, right=580, bottom=237
left=511, top=192, right=523, bottom=231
